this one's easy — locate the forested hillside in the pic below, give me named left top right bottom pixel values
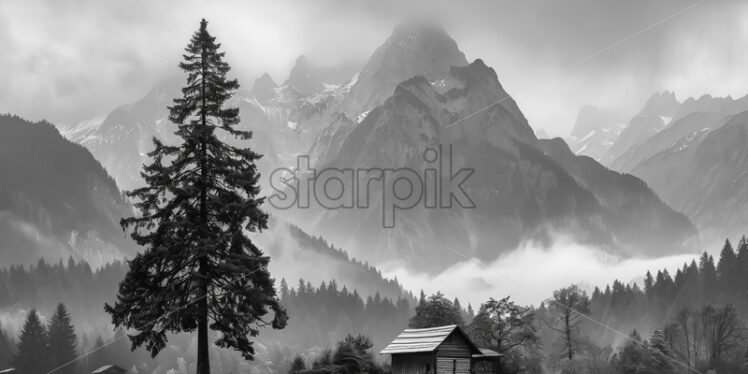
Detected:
left=0, top=257, right=415, bottom=373
left=0, top=115, right=136, bottom=266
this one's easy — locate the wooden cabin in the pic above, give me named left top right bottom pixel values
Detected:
left=380, top=325, right=501, bottom=374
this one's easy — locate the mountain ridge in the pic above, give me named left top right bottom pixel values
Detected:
left=284, top=52, right=698, bottom=270
left=0, top=114, right=136, bottom=266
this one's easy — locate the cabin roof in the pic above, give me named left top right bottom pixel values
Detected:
left=91, top=365, right=124, bottom=374
left=473, top=347, right=502, bottom=358
left=380, top=325, right=481, bottom=355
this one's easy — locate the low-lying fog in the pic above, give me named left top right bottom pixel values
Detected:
left=380, top=234, right=698, bottom=307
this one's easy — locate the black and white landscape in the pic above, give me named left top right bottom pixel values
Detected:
left=3, top=1, right=748, bottom=374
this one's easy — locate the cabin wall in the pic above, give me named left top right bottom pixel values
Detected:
left=436, top=357, right=471, bottom=374
left=434, top=331, right=473, bottom=374
left=435, top=331, right=473, bottom=358
left=391, top=353, right=434, bottom=374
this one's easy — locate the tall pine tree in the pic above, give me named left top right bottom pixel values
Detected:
left=644, top=271, right=654, bottom=299
left=735, top=236, right=748, bottom=298
left=47, top=303, right=78, bottom=374
left=699, top=252, right=718, bottom=302
left=13, top=309, right=49, bottom=374
left=105, top=19, right=287, bottom=374
left=717, top=239, right=737, bottom=297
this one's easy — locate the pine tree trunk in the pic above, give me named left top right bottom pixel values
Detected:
left=197, top=267, right=210, bottom=374
left=196, top=45, right=211, bottom=374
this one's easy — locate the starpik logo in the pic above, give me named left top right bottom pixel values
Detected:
left=268, top=145, right=475, bottom=228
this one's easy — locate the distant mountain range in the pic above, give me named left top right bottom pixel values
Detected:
left=612, top=94, right=748, bottom=172
left=0, top=114, right=136, bottom=266
left=567, top=105, right=627, bottom=162
left=565, top=89, right=748, bottom=248
left=57, top=56, right=361, bottom=193
left=0, top=115, right=415, bottom=305
left=56, top=22, right=700, bottom=272
left=603, top=91, right=680, bottom=166
left=629, top=105, right=748, bottom=247
left=277, top=24, right=698, bottom=270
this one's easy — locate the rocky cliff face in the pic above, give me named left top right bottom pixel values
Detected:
left=603, top=91, right=680, bottom=165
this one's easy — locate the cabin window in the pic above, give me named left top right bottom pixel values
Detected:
left=426, top=363, right=431, bottom=374
left=453, top=359, right=457, bottom=374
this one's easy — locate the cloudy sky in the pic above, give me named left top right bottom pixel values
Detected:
left=2, top=0, right=748, bottom=135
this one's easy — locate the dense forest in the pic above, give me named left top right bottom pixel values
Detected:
left=590, top=238, right=748, bottom=329
left=0, top=259, right=415, bottom=373
left=3, top=237, right=748, bottom=373
left=578, top=237, right=748, bottom=373
left=288, top=237, right=748, bottom=374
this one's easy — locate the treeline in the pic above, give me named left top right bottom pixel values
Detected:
left=0, top=303, right=136, bottom=374
left=0, top=275, right=415, bottom=374
left=383, top=237, right=748, bottom=374
left=0, top=258, right=127, bottom=319
left=591, top=238, right=748, bottom=330
left=287, top=226, right=414, bottom=301
left=578, top=237, right=748, bottom=373
left=0, top=258, right=416, bottom=373
left=266, top=278, right=412, bottom=355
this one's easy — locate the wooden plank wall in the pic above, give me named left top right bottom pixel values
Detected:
left=435, top=331, right=473, bottom=358
left=391, top=353, right=434, bottom=374
left=435, top=331, right=473, bottom=374
left=436, top=358, right=471, bottom=374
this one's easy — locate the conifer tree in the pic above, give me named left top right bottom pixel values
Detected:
left=736, top=236, right=748, bottom=297
left=47, top=303, right=78, bottom=374
left=105, top=19, right=287, bottom=374
left=717, top=239, right=737, bottom=296
left=700, top=252, right=718, bottom=301
left=13, top=309, right=49, bottom=374
left=453, top=298, right=463, bottom=327
left=644, top=271, right=654, bottom=299
left=280, top=279, right=290, bottom=300
left=409, top=292, right=463, bottom=328
left=289, top=355, right=306, bottom=374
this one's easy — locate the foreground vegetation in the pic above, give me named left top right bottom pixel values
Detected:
left=3, top=237, right=748, bottom=373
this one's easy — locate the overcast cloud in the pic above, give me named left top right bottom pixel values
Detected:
left=2, top=0, right=748, bottom=135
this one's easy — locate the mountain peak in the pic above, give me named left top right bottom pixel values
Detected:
left=286, top=54, right=324, bottom=95
left=340, top=22, right=468, bottom=116
left=295, top=54, right=310, bottom=66
left=389, top=21, right=454, bottom=47
left=250, top=73, right=277, bottom=104
left=639, top=91, right=680, bottom=118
